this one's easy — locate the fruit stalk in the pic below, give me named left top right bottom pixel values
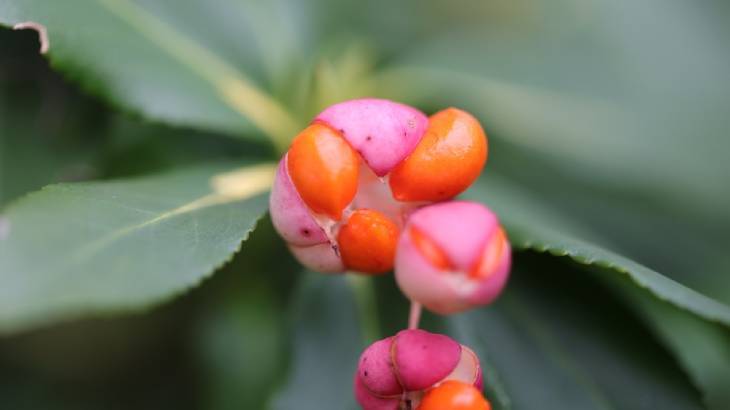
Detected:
left=408, top=301, right=422, bottom=330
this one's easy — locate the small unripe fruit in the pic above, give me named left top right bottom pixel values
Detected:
left=418, top=381, right=491, bottom=410
left=395, top=201, right=511, bottom=314
left=354, top=329, right=482, bottom=410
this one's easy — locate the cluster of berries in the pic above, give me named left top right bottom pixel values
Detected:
left=269, top=98, right=510, bottom=409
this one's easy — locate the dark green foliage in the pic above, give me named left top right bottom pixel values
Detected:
left=1, top=1, right=729, bottom=409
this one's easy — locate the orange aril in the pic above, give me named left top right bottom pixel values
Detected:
left=337, top=209, right=399, bottom=274
left=390, top=108, right=487, bottom=202
left=418, top=381, right=491, bottom=410
left=287, top=123, right=359, bottom=220
left=469, top=228, right=507, bottom=279
left=409, top=226, right=452, bottom=271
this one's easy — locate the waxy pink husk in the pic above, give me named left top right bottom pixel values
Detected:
left=395, top=201, right=511, bottom=314
left=354, top=329, right=482, bottom=410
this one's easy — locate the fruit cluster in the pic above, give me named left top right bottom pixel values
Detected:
left=269, top=98, right=510, bottom=409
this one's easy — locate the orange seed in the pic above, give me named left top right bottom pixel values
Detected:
left=469, top=228, right=507, bottom=279
left=418, top=381, right=491, bottom=410
left=390, top=108, right=487, bottom=202
left=287, top=123, right=359, bottom=220
left=410, top=226, right=452, bottom=271
left=337, top=209, right=399, bottom=274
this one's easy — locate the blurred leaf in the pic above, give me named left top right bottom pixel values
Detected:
left=465, top=176, right=730, bottom=409
left=0, top=302, right=199, bottom=410
left=0, top=162, right=274, bottom=334
left=0, top=28, right=108, bottom=206
left=380, top=0, right=730, bottom=220
left=196, top=283, right=284, bottom=410
left=0, top=218, right=294, bottom=410
left=465, top=177, right=730, bottom=326
left=612, top=276, right=730, bottom=410
left=0, top=0, right=596, bottom=150
left=99, top=117, right=272, bottom=179
left=0, top=27, right=272, bottom=207
left=271, top=273, right=362, bottom=410
left=468, top=140, right=730, bottom=307
left=449, top=255, right=705, bottom=410
left=193, top=217, right=297, bottom=410
left=0, top=0, right=300, bottom=149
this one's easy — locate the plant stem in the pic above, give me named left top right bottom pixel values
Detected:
left=408, top=301, right=422, bottom=330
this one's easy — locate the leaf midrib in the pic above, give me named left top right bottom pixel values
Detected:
left=94, top=0, right=298, bottom=149
left=0, top=164, right=275, bottom=299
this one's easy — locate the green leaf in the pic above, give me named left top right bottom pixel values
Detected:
left=461, top=140, right=730, bottom=307
left=611, top=276, right=730, bottom=410
left=0, top=27, right=107, bottom=206
left=0, top=162, right=275, bottom=334
left=271, top=273, right=362, bottom=410
left=193, top=217, right=296, bottom=410
left=448, top=255, right=705, bottom=410
left=465, top=176, right=730, bottom=327
left=464, top=176, right=730, bottom=409
left=0, top=0, right=299, bottom=150
left=0, top=299, right=198, bottom=409
left=379, top=0, right=730, bottom=221
left=197, top=286, right=284, bottom=410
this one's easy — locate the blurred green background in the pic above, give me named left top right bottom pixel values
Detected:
left=1, top=0, right=729, bottom=409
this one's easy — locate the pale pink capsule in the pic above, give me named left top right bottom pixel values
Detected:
left=287, top=242, right=344, bottom=273
left=315, top=98, right=429, bottom=177
left=269, top=158, right=329, bottom=247
left=394, top=201, right=511, bottom=314
left=269, top=158, right=343, bottom=273
left=354, top=329, right=482, bottom=410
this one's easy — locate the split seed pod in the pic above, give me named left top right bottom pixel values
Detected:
left=354, top=329, right=483, bottom=410
left=270, top=99, right=489, bottom=274
left=395, top=201, right=511, bottom=314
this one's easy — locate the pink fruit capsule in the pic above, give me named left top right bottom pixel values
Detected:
left=394, top=201, right=511, bottom=314
left=315, top=98, right=429, bottom=177
left=269, top=98, right=430, bottom=275
left=354, top=329, right=482, bottom=410
left=270, top=99, right=493, bottom=276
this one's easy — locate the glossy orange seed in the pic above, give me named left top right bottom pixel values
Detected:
left=469, top=228, right=507, bottom=279
left=337, top=209, right=399, bottom=274
left=418, top=381, right=491, bottom=410
left=287, top=123, right=359, bottom=220
left=410, top=226, right=452, bottom=271
left=389, top=108, right=487, bottom=202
